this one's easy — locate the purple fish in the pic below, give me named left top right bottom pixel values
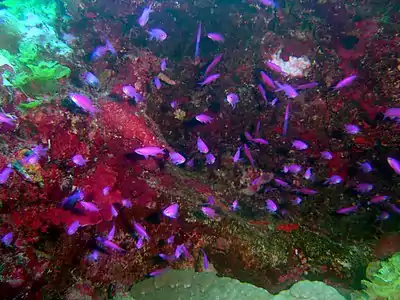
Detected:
left=226, top=93, right=239, bottom=108
left=108, top=223, right=115, bottom=240
left=231, top=200, right=239, bottom=211
left=296, top=82, right=319, bottom=90
left=21, top=144, right=48, bottom=165
left=72, top=154, right=88, bottom=166
left=194, top=22, right=202, bottom=65
left=1, top=232, right=13, bottom=246
left=170, top=100, right=178, bottom=109
left=205, top=153, right=216, bottom=165
left=266, top=199, right=278, bottom=212
left=354, top=183, right=373, bottom=193
left=169, top=152, right=186, bottom=165
left=0, top=166, right=13, bottom=184
left=201, top=207, right=217, bottom=218
left=90, top=46, right=108, bottom=61
left=265, top=61, right=284, bottom=74
left=147, top=28, right=167, bottom=41
left=233, top=146, right=241, bottom=163
left=133, top=222, right=150, bottom=240
left=138, top=5, right=153, bottom=27
left=333, top=75, right=357, bottom=90
left=160, top=59, right=167, bottom=71
left=344, top=124, right=360, bottom=134
left=282, top=164, right=301, bottom=174
left=159, top=253, right=174, bottom=261
left=252, top=138, right=269, bottom=145
left=68, top=93, right=98, bottom=114
left=283, top=103, right=290, bottom=136
left=166, top=235, right=175, bottom=244
left=80, top=201, right=99, bottom=212
left=292, top=140, right=308, bottom=150
left=102, top=239, right=125, bottom=253
left=122, top=85, right=137, bottom=98
left=61, top=189, right=84, bottom=209
left=388, top=204, right=400, bottom=214
left=243, top=144, right=255, bottom=167
left=111, top=204, right=118, bottom=217
left=274, top=178, right=289, bottom=187
left=245, top=132, right=253, bottom=141
left=387, top=157, right=400, bottom=175
left=260, top=71, right=276, bottom=89
left=199, top=73, right=220, bottom=86
left=296, top=188, right=318, bottom=195
left=0, top=112, right=16, bottom=126
left=257, top=84, right=267, bottom=103
left=175, top=244, right=191, bottom=259
left=67, top=221, right=80, bottom=235
left=369, top=195, right=389, bottom=204
left=136, top=237, right=144, bottom=249
left=195, top=114, right=213, bottom=124
left=204, top=54, right=222, bottom=76
left=336, top=205, right=358, bottom=214
left=291, top=197, right=302, bottom=205
left=255, top=121, right=261, bottom=137
left=135, top=146, right=165, bottom=159
left=271, top=98, right=278, bottom=106
left=260, top=0, right=277, bottom=7
left=321, top=151, right=333, bottom=160
left=324, top=175, right=343, bottom=185
left=207, top=196, right=215, bottom=206
left=153, top=77, right=162, bottom=89
left=197, top=137, right=209, bottom=154
left=377, top=211, right=390, bottom=221
left=207, top=32, right=224, bottom=42
left=275, top=82, right=298, bottom=98
left=200, top=248, right=209, bottom=270
left=149, top=268, right=170, bottom=277
left=358, top=162, right=372, bottom=173
left=82, top=72, right=99, bottom=87
left=384, top=108, right=400, bottom=119
left=163, top=203, right=179, bottom=219
left=122, top=199, right=133, bottom=208
left=87, top=250, right=99, bottom=262
left=105, top=39, right=117, bottom=56
left=304, top=167, right=312, bottom=180
left=103, top=186, right=110, bottom=196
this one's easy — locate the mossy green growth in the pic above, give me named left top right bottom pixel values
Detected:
left=361, top=252, right=400, bottom=299
left=1, top=0, right=58, bottom=24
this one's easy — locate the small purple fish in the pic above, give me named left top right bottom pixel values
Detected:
left=387, top=157, right=400, bottom=175
left=90, top=46, right=108, bottom=61
left=170, top=100, right=178, bottom=109
left=0, top=166, right=13, bottom=184
left=233, top=146, right=241, bottom=163
left=226, top=93, right=239, bottom=109
left=266, top=199, right=278, bottom=212
left=1, top=232, right=13, bottom=246
left=175, top=244, right=191, bottom=259
left=0, top=112, right=16, bottom=126
left=102, top=239, right=126, bottom=253
left=207, top=32, right=224, bottom=42
left=163, top=203, right=179, bottom=219
left=245, top=132, right=253, bottom=141
left=369, top=195, right=389, bottom=204
left=336, top=205, right=358, bottom=214
left=291, top=197, right=302, bottom=205
left=67, top=221, right=80, bottom=235
left=282, top=164, right=301, bottom=174
left=265, top=61, right=283, bottom=74
left=197, top=137, right=209, bottom=154
left=325, top=175, right=343, bottom=185
left=201, top=207, right=217, bottom=218
left=153, top=76, right=162, bottom=89
left=231, top=200, right=239, bottom=211
left=257, top=84, right=267, bottom=103
left=358, top=162, right=372, bottom=173
left=260, top=0, right=277, bottom=7
left=169, top=152, right=186, bottom=165
left=148, top=28, right=167, bottom=41
left=199, top=73, right=220, bottom=86
left=72, top=154, right=88, bottom=166
left=344, top=124, right=360, bottom=134
left=122, top=199, right=133, bottom=208
left=205, top=153, right=216, bottom=165
left=321, top=151, right=333, bottom=160
left=87, top=250, right=99, bottom=262
left=275, top=82, right=298, bottom=98
left=194, top=22, right=202, bottom=65
left=252, top=138, right=269, bottom=145
left=204, top=54, right=222, bottom=76
left=333, top=75, right=357, bottom=90
left=271, top=98, right=278, bottom=106
left=296, top=188, right=317, bottom=195
left=82, top=72, right=99, bottom=87
left=138, top=5, right=153, bottom=27
left=207, top=196, right=215, bottom=206
left=304, top=167, right=312, bottom=180
left=105, top=39, right=117, bottom=56
left=200, top=248, right=209, bottom=270
left=296, top=82, right=319, bottom=90
left=149, top=268, right=170, bottom=277
left=69, top=93, right=98, bottom=114
left=61, top=189, right=84, bottom=209
left=274, top=178, right=289, bottom=187
left=283, top=103, right=290, bottom=136
left=166, top=235, right=175, bottom=244
left=133, top=222, right=150, bottom=240
left=195, top=114, right=213, bottom=124
left=122, top=85, right=137, bottom=98
left=292, top=140, right=308, bottom=150
left=384, top=108, right=400, bottom=119
left=108, top=223, right=115, bottom=240
left=160, top=59, right=167, bottom=71
left=260, top=71, right=276, bottom=89
left=103, top=186, right=110, bottom=196
left=135, top=146, right=165, bottom=159
left=243, top=144, right=255, bottom=167
left=377, top=211, right=390, bottom=221
left=111, top=204, right=118, bottom=217
left=136, top=237, right=144, bottom=249
left=354, top=183, right=373, bottom=193
left=80, top=201, right=99, bottom=212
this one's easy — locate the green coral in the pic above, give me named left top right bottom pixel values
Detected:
left=119, top=269, right=345, bottom=300
left=361, top=252, right=400, bottom=299
left=1, top=0, right=58, bottom=24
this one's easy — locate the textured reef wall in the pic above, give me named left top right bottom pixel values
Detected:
left=0, top=0, right=399, bottom=299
